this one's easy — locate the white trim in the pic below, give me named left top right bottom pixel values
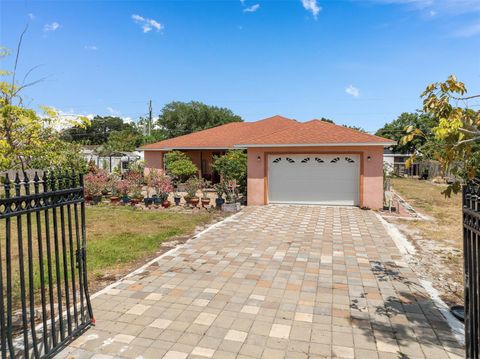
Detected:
left=234, top=142, right=396, bottom=148
left=140, top=147, right=240, bottom=151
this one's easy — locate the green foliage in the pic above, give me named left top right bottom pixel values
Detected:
left=61, top=116, right=134, bottom=145
left=164, top=151, right=198, bottom=182
left=104, top=128, right=142, bottom=152
left=157, top=101, right=243, bottom=139
left=376, top=112, right=437, bottom=154
left=319, top=117, right=335, bottom=123
left=344, top=125, right=367, bottom=133
left=184, top=176, right=202, bottom=198
left=402, top=75, right=480, bottom=195
left=212, top=150, right=247, bottom=195
left=0, top=49, right=89, bottom=172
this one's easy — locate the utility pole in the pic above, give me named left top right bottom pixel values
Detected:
left=148, top=100, right=153, bottom=136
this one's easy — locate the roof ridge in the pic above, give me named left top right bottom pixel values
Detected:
left=243, top=121, right=303, bottom=143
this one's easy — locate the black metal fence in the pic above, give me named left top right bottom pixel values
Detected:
left=464, top=180, right=480, bottom=359
left=0, top=172, right=94, bottom=358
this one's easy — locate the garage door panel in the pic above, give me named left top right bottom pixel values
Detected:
left=268, top=154, right=360, bottom=206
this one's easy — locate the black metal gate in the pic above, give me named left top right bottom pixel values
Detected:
left=0, top=171, right=94, bottom=358
left=464, top=180, right=480, bottom=359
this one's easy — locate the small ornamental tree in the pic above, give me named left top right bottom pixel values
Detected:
left=0, top=45, right=90, bottom=172
left=212, top=150, right=247, bottom=196
left=403, top=75, right=480, bottom=195
left=164, top=151, right=198, bottom=182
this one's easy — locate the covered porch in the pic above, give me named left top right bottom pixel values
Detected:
left=144, top=149, right=227, bottom=183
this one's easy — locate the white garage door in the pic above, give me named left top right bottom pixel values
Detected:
left=268, top=154, right=360, bottom=206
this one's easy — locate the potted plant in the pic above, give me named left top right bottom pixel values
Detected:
left=185, top=177, right=201, bottom=207
left=222, top=179, right=241, bottom=212
left=107, top=173, right=121, bottom=204
left=156, top=175, right=173, bottom=208
left=200, top=179, right=212, bottom=208
left=145, top=170, right=161, bottom=206
left=116, top=179, right=131, bottom=204
left=173, top=187, right=182, bottom=206
left=130, top=187, right=143, bottom=205
left=214, top=182, right=226, bottom=209
left=84, top=171, right=108, bottom=205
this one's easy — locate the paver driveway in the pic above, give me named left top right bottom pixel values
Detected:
left=59, top=206, right=464, bottom=359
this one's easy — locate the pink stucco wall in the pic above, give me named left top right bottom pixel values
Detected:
left=247, top=146, right=385, bottom=209
left=144, top=151, right=165, bottom=176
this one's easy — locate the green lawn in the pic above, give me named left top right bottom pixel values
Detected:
left=85, top=206, right=216, bottom=278
left=1, top=205, right=218, bottom=307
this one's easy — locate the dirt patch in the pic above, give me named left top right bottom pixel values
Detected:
left=382, top=178, right=464, bottom=306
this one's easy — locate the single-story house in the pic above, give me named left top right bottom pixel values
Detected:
left=140, top=115, right=395, bottom=209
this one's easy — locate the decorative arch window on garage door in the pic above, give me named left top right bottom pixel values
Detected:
left=344, top=157, right=355, bottom=163
left=272, top=157, right=282, bottom=163
left=330, top=157, right=341, bottom=163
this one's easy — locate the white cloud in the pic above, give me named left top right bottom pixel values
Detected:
left=240, top=0, right=246, bottom=4
left=84, top=45, right=98, bottom=50
left=123, top=117, right=133, bottom=124
left=27, top=13, right=35, bottom=20
left=131, top=14, right=164, bottom=33
left=44, top=22, right=60, bottom=32
left=301, top=0, right=322, bottom=19
left=345, top=85, right=360, bottom=97
left=456, top=22, right=480, bottom=37
left=429, top=9, right=437, bottom=16
left=244, top=4, right=260, bottom=12
left=106, top=107, right=121, bottom=116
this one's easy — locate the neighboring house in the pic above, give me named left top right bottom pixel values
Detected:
left=81, top=145, right=143, bottom=173
left=140, top=115, right=395, bottom=209
left=383, top=149, right=419, bottom=177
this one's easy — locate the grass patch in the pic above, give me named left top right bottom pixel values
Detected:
left=85, top=206, right=215, bottom=276
left=1, top=205, right=218, bottom=308
left=392, top=177, right=462, bottom=248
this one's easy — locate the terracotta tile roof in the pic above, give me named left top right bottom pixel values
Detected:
left=140, top=115, right=298, bottom=149
left=140, top=116, right=393, bottom=150
left=236, top=119, right=394, bottom=146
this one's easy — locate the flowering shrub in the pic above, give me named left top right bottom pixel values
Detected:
left=115, top=179, right=132, bottom=197
left=84, top=171, right=108, bottom=197
left=147, top=171, right=173, bottom=200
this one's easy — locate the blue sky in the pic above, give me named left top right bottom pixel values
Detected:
left=1, top=0, right=479, bottom=132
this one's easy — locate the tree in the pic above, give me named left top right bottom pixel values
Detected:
left=157, top=101, right=243, bottom=139
left=0, top=45, right=89, bottom=172
left=61, top=115, right=133, bottom=145
left=344, top=125, right=367, bottom=133
left=403, top=75, right=480, bottom=195
left=212, top=150, right=247, bottom=196
left=319, top=117, right=334, bottom=124
left=104, top=128, right=142, bottom=152
left=164, top=151, right=198, bottom=182
left=376, top=112, right=437, bottom=154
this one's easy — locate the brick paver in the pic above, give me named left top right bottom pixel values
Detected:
left=58, top=206, right=464, bottom=358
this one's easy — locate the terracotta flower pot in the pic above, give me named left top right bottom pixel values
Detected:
left=201, top=198, right=210, bottom=207
left=110, top=196, right=120, bottom=204
left=130, top=198, right=140, bottom=206
left=162, top=200, right=171, bottom=208
left=189, top=197, right=200, bottom=207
